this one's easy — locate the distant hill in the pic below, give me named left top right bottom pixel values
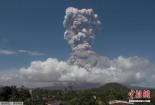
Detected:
left=41, top=82, right=155, bottom=91
left=90, top=83, right=129, bottom=101
left=95, top=83, right=129, bottom=91
left=42, top=82, right=100, bottom=90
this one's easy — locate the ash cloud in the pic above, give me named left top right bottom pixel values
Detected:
left=1, top=7, right=155, bottom=87
left=63, top=7, right=101, bottom=51
left=63, top=7, right=108, bottom=70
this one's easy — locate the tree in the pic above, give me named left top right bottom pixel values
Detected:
left=0, top=86, right=13, bottom=101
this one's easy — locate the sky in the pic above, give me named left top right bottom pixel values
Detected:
left=0, top=0, right=155, bottom=87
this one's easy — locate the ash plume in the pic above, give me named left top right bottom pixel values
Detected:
left=63, top=7, right=101, bottom=51
left=63, top=7, right=109, bottom=69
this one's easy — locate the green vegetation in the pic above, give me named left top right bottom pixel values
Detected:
left=0, top=83, right=154, bottom=105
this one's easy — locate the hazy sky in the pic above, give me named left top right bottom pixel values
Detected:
left=0, top=0, right=155, bottom=70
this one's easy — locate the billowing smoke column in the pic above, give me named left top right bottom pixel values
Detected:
left=63, top=7, right=101, bottom=51
left=63, top=7, right=109, bottom=69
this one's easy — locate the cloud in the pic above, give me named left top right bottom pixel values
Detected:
left=0, top=49, right=16, bottom=55
left=1, top=55, right=154, bottom=87
left=18, top=50, right=46, bottom=56
left=18, top=56, right=155, bottom=87
left=0, top=49, right=46, bottom=56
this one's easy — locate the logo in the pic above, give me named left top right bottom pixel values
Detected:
left=128, top=89, right=151, bottom=103
left=0, top=102, right=23, bottom=105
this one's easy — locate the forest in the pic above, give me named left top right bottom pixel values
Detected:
left=0, top=83, right=155, bottom=105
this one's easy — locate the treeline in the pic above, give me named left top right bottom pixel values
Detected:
left=0, top=83, right=155, bottom=105
left=0, top=86, right=31, bottom=104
